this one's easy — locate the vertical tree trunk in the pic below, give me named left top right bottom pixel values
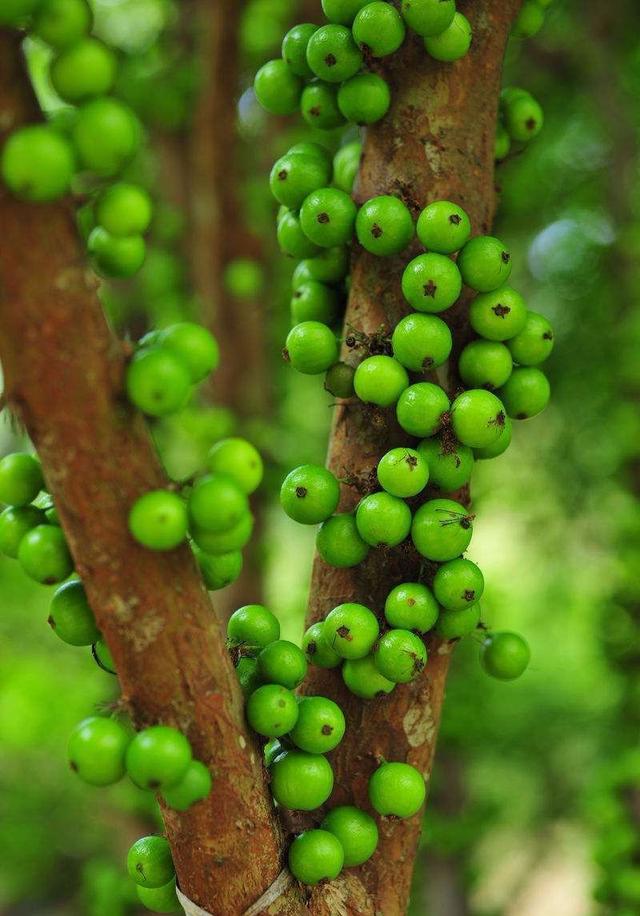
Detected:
left=301, top=5, right=521, bottom=914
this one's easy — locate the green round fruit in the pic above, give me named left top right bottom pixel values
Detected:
left=507, top=311, right=554, bottom=366
left=126, top=347, right=191, bottom=417
left=474, top=414, right=512, bottom=459
left=306, top=24, right=363, bottom=83
left=424, top=12, right=472, bottom=61
left=0, top=505, right=46, bottom=557
left=195, top=548, right=243, bottom=590
left=457, top=235, right=512, bottom=292
left=459, top=340, right=513, bottom=389
left=18, top=524, right=73, bottom=584
left=324, top=602, right=380, bottom=659
left=368, top=761, right=425, bottom=817
left=235, top=655, right=262, bottom=697
left=302, top=621, right=342, bottom=668
left=396, top=382, right=450, bottom=438
left=282, top=23, right=318, bottom=78
left=337, top=73, right=391, bottom=125
left=400, top=0, right=455, bottom=37
left=288, top=829, right=344, bottom=884
left=208, top=438, right=263, bottom=495
left=416, top=200, right=470, bottom=254
left=374, top=629, right=427, bottom=683
left=33, top=0, right=92, bottom=48
left=481, top=631, right=530, bottom=680
left=355, top=195, right=414, bottom=256
left=391, top=313, right=452, bottom=371
left=72, top=98, right=141, bottom=177
left=435, top=603, right=481, bottom=638
left=417, top=437, right=474, bottom=491
left=127, top=835, right=175, bottom=889
left=352, top=1, right=406, bottom=56
left=0, top=453, right=44, bottom=506
left=270, top=750, right=334, bottom=811
left=293, top=246, right=349, bottom=286
left=324, top=361, right=356, bottom=398
left=270, top=151, right=331, bottom=209
left=188, top=474, right=248, bottom=533
left=342, top=654, right=395, bottom=699
left=95, top=182, right=152, bottom=237
left=191, top=511, right=253, bottom=554
left=129, top=490, right=187, bottom=551
left=49, top=579, right=99, bottom=646
left=1, top=125, right=75, bottom=202
left=503, top=91, right=544, bottom=142
left=301, top=81, right=346, bottom=130
left=227, top=604, right=280, bottom=649
left=433, top=557, right=484, bottom=611
left=88, top=227, right=146, bottom=279
left=247, top=684, right=299, bottom=737
left=377, top=447, right=429, bottom=498
left=92, top=638, right=116, bottom=674
left=384, top=582, right=439, bottom=633
left=68, top=716, right=130, bottom=786
left=137, top=879, right=181, bottom=914
left=125, top=725, right=192, bottom=790
left=278, top=210, right=321, bottom=259
left=354, top=356, right=409, bottom=407
left=316, top=513, right=370, bottom=568
left=291, top=280, right=339, bottom=325
left=223, top=258, right=264, bottom=299
left=280, top=464, right=340, bottom=525
left=290, top=695, right=346, bottom=753
left=497, top=367, right=550, bottom=419
left=321, top=805, right=378, bottom=866
left=300, top=187, right=357, bottom=248
left=411, top=498, right=473, bottom=562
left=356, top=491, right=411, bottom=548
left=469, top=285, right=527, bottom=341
left=401, top=252, right=462, bottom=313
left=161, top=760, right=213, bottom=811
left=254, top=59, right=303, bottom=115
left=285, top=321, right=339, bottom=374
left=450, top=389, right=506, bottom=448
left=158, top=323, right=219, bottom=383
left=257, top=640, right=308, bottom=689
left=50, top=38, right=117, bottom=103
left=321, top=0, right=368, bottom=24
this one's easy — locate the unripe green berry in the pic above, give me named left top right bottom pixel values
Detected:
left=300, top=187, right=357, bottom=248
left=417, top=437, right=474, bottom=491
left=374, top=628, right=427, bottom=683
left=191, top=512, right=253, bottom=554
left=424, top=12, right=472, bottom=61
left=338, top=73, right=391, bottom=125
left=126, top=347, right=192, bottom=416
left=157, top=322, right=219, bottom=383
left=285, top=321, right=339, bottom=374
left=457, top=235, right=512, bottom=292
left=0, top=453, right=44, bottom=506
left=129, top=490, right=187, bottom=551
left=433, top=557, right=484, bottom=610
left=278, top=210, right=321, bottom=259
left=0, top=505, right=46, bottom=557
left=342, top=654, right=395, bottom=699
left=270, top=151, right=332, bottom=209
left=474, top=414, right=512, bottom=460
left=507, top=311, right=554, bottom=365
left=68, top=716, right=131, bottom=786
left=356, top=491, right=411, bottom=547
left=377, top=447, right=429, bottom=498
left=270, top=750, right=334, bottom=810
left=247, top=684, right=299, bottom=737
left=481, top=631, right=530, bottom=680
left=18, top=524, right=74, bottom=584
left=321, top=0, right=368, bottom=24
left=355, top=195, right=414, bottom=256
left=321, top=805, right=378, bottom=866
left=352, top=2, right=406, bottom=56
left=324, top=602, right=380, bottom=659
left=95, top=182, right=152, bottom=237
left=302, top=620, right=342, bottom=668
left=280, top=464, right=340, bottom=524
left=301, top=81, right=346, bottom=130
left=384, top=582, right=439, bottom=633
left=450, top=389, right=506, bottom=448
left=137, top=878, right=181, bottom=914
left=416, top=200, right=471, bottom=254
left=401, top=0, right=455, bottom=36
left=291, top=280, right=339, bottom=324
left=459, top=340, right=513, bottom=389
left=436, top=603, right=481, bottom=638
left=290, top=695, right=346, bottom=754
left=288, top=829, right=344, bottom=885
left=227, top=604, right=280, bottom=649
left=497, top=367, right=550, bottom=419
left=208, top=437, right=263, bottom=495
left=188, top=474, right=248, bottom=533
left=1, top=125, right=75, bottom=202
left=316, top=512, right=370, bottom=568
left=50, top=38, right=117, bottom=102
left=195, top=547, right=243, bottom=590
left=368, top=761, right=425, bottom=817
left=254, top=59, right=303, bottom=115
left=333, top=141, right=362, bottom=193
left=127, top=835, right=175, bottom=889
left=396, top=382, right=450, bottom=438
left=126, top=726, right=192, bottom=790
left=469, top=285, right=527, bottom=341
left=282, top=23, right=318, bottom=78
left=411, top=498, right=473, bottom=562
left=72, top=98, right=141, bottom=177
left=354, top=355, right=409, bottom=407
left=324, top=361, right=356, bottom=398
left=306, top=24, right=363, bottom=83
left=257, top=640, right=308, bottom=689
left=401, top=252, right=462, bottom=312
left=391, top=313, right=452, bottom=372
left=49, top=579, right=100, bottom=646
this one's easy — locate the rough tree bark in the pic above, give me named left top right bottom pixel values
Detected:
left=0, top=29, right=299, bottom=916
left=298, top=3, right=521, bottom=914
left=0, top=0, right=520, bottom=910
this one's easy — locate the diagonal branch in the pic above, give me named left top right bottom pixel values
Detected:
left=0, top=28, right=298, bottom=916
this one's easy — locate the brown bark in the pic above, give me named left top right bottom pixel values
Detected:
left=186, top=0, right=271, bottom=613
left=0, top=30, right=300, bottom=916
left=299, top=4, right=521, bottom=914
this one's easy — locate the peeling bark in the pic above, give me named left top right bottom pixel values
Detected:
left=0, top=29, right=298, bottom=916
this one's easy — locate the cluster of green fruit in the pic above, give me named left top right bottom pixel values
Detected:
left=226, top=604, right=427, bottom=884
left=126, top=835, right=181, bottom=915
left=0, top=0, right=152, bottom=279
left=511, top=0, right=554, bottom=40
left=254, top=0, right=473, bottom=128
left=495, top=86, right=544, bottom=162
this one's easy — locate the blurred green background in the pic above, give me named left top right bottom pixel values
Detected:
left=2, top=0, right=640, bottom=913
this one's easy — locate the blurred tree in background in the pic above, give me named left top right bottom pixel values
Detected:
left=0, top=0, right=638, bottom=913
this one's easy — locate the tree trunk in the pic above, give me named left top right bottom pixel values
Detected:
left=0, top=29, right=299, bottom=916
left=300, top=4, right=521, bottom=914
